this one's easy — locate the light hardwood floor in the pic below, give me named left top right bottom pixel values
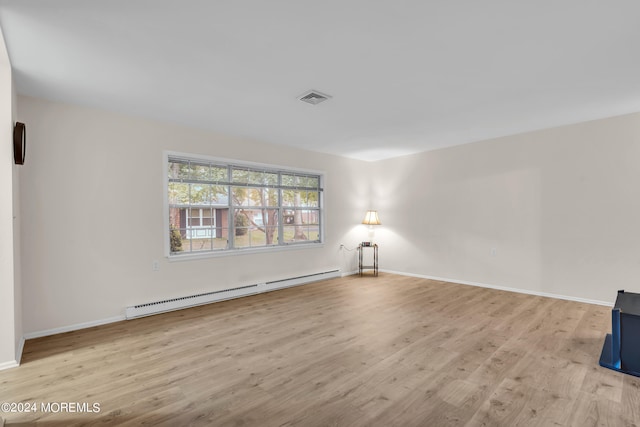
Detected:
left=1, top=274, right=638, bottom=426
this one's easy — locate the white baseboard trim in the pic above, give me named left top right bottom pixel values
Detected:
left=341, top=269, right=359, bottom=277
left=0, top=360, right=19, bottom=371
left=15, top=336, right=25, bottom=364
left=0, top=337, right=26, bottom=371
left=24, top=270, right=344, bottom=337
left=126, top=270, right=341, bottom=319
left=23, top=315, right=126, bottom=340
left=381, top=269, right=614, bottom=307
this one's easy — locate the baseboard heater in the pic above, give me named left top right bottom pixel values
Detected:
left=125, top=269, right=340, bottom=319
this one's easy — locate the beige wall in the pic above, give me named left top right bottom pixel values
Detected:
left=0, top=27, right=17, bottom=368
left=18, top=95, right=368, bottom=335
left=16, top=92, right=640, bottom=338
left=372, top=113, right=640, bottom=304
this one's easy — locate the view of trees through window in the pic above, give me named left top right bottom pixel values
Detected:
left=167, top=155, right=322, bottom=255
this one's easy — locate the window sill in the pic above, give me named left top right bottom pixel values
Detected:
left=167, top=242, right=324, bottom=262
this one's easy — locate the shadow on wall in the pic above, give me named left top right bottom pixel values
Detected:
left=338, top=225, right=369, bottom=273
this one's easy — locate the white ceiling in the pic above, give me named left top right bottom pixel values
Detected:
left=1, top=1, right=639, bottom=161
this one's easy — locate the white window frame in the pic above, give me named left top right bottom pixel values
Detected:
left=164, top=151, right=325, bottom=260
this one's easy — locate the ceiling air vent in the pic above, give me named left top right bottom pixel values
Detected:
left=298, top=90, right=332, bottom=105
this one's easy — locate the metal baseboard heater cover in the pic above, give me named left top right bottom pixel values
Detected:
left=125, top=270, right=340, bottom=319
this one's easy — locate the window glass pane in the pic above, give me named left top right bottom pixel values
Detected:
left=283, top=225, right=308, bottom=242
left=211, top=166, right=228, bottom=183
left=232, top=168, right=278, bottom=186
left=298, top=210, right=310, bottom=225
left=213, top=226, right=229, bottom=249
left=281, top=174, right=319, bottom=189
left=232, top=168, right=249, bottom=184
left=300, top=191, right=319, bottom=207
left=236, top=226, right=279, bottom=248
left=308, top=226, right=320, bottom=241
left=187, top=227, right=215, bottom=239
left=190, top=163, right=210, bottom=181
left=168, top=182, right=190, bottom=205
left=264, top=188, right=279, bottom=207
left=169, top=208, right=181, bottom=229
left=212, top=237, right=228, bottom=249
left=233, top=210, right=250, bottom=247
left=211, top=186, right=228, bottom=205
left=282, top=190, right=294, bottom=207
left=187, top=210, right=200, bottom=227
left=301, top=210, right=310, bottom=225
left=283, top=224, right=320, bottom=242
left=282, top=190, right=319, bottom=207
left=264, top=172, right=278, bottom=185
left=236, top=209, right=279, bottom=228
left=234, top=209, right=278, bottom=247
left=190, top=237, right=213, bottom=252
left=232, top=187, right=277, bottom=207
left=245, top=170, right=264, bottom=185
left=201, top=208, right=214, bottom=227
left=303, top=176, right=319, bottom=189
left=249, top=228, right=266, bottom=247
left=281, top=174, right=298, bottom=187
left=245, top=188, right=264, bottom=206
left=265, top=226, right=279, bottom=246
left=282, top=210, right=320, bottom=234
left=169, top=227, right=186, bottom=253
left=232, top=187, right=248, bottom=206
left=168, top=160, right=190, bottom=180
left=190, top=184, right=210, bottom=205
left=283, top=210, right=294, bottom=224
left=309, top=210, right=320, bottom=225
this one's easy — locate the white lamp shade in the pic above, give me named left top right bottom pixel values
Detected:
left=362, top=210, right=381, bottom=226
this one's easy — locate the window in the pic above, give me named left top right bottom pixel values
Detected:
left=166, top=153, right=323, bottom=257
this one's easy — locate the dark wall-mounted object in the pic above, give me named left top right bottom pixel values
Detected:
left=13, top=121, right=26, bottom=165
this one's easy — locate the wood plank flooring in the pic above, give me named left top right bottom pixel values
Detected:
left=1, top=273, right=637, bottom=426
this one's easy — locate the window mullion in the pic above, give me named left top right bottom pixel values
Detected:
left=318, top=177, right=323, bottom=243
left=187, top=167, right=193, bottom=252
left=227, top=166, right=234, bottom=250
left=278, top=173, right=284, bottom=245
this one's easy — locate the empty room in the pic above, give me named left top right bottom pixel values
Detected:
left=2, top=1, right=640, bottom=426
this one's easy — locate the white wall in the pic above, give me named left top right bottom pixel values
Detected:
left=11, top=77, right=21, bottom=362
left=17, top=92, right=640, bottom=338
left=18, top=95, right=368, bottom=335
left=372, top=113, right=640, bottom=304
left=0, top=26, right=17, bottom=368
